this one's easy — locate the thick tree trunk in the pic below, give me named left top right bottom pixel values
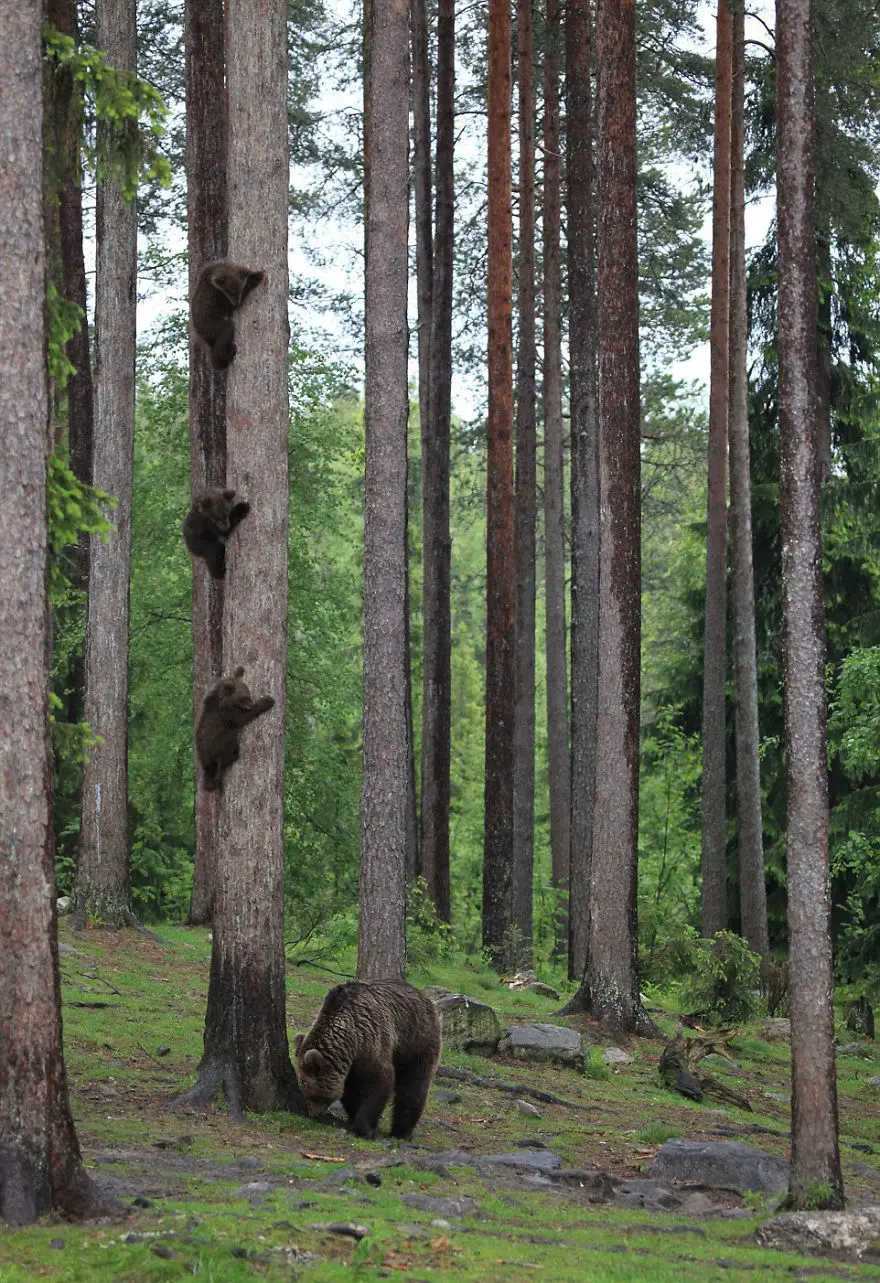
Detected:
left=420, top=0, right=455, bottom=921
left=565, top=0, right=599, bottom=983
left=729, top=5, right=768, bottom=965
left=542, top=0, right=570, bottom=958
left=185, top=0, right=228, bottom=927
left=776, top=0, right=844, bottom=1211
left=512, top=0, right=537, bottom=962
left=359, top=0, right=410, bottom=980
left=0, top=2, right=97, bottom=1221
left=700, top=0, right=732, bottom=940
left=411, top=0, right=432, bottom=444
left=483, top=0, right=516, bottom=967
left=176, top=0, right=304, bottom=1115
left=586, top=0, right=651, bottom=1036
left=75, top=0, right=138, bottom=928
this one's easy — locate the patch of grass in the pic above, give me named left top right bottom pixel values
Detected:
left=584, top=1048, right=612, bottom=1081
left=637, top=1122, right=681, bottom=1146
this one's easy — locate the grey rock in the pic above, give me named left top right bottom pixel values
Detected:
left=48, top=1239, right=65, bottom=1249
left=327, top=1100, right=347, bottom=1121
left=766, top=1092, right=790, bottom=1103
left=678, top=1192, right=719, bottom=1216
left=643, top=1138, right=790, bottom=1194
left=547, top=1170, right=617, bottom=1202
left=236, top=1180, right=275, bottom=1195
left=311, top=1222, right=370, bottom=1241
left=401, top=1194, right=479, bottom=1216
left=398, top=1223, right=428, bottom=1238
left=869, top=1076, right=880, bottom=1088
left=756, top=1207, right=880, bottom=1259
left=430, top=1219, right=452, bottom=1229
left=762, top=1019, right=791, bottom=1039
left=498, top=1023, right=585, bottom=1070
left=432, top=994, right=503, bottom=1055
left=56, top=896, right=72, bottom=914
left=515, top=1099, right=542, bottom=1118
left=502, top=969, right=561, bottom=999
left=836, top=1042, right=872, bottom=1058
left=433, top=1090, right=462, bottom=1105
left=603, top=1047, right=633, bottom=1066
left=482, top=1149, right=562, bottom=1172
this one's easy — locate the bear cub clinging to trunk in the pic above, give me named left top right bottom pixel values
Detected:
left=196, top=666, right=275, bottom=792
left=182, top=487, right=250, bottom=580
left=294, top=981, right=441, bottom=1140
left=191, top=259, right=266, bottom=370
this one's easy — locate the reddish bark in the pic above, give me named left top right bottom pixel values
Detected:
left=776, top=0, right=844, bottom=1210
left=184, top=0, right=228, bottom=927
left=359, top=0, right=411, bottom=979
left=729, top=4, right=768, bottom=964
left=586, top=0, right=651, bottom=1036
left=483, top=0, right=516, bottom=965
left=700, top=0, right=732, bottom=940
left=542, top=0, right=570, bottom=957
left=566, top=0, right=599, bottom=982
left=0, top=0, right=97, bottom=1221
left=512, top=0, right=537, bottom=960
left=420, top=0, right=455, bottom=921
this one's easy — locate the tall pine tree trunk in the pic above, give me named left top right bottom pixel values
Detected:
left=359, top=0, right=411, bottom=980
left=0, top=1, right=97, bottom=1218
left=700, top=0, right=732, bottom=940
left=75, top=0, right=138, bottom=928
left=776, top=0, right=843, bottom=1211
left=729, top=3, right=768, bottom=964
left=175, top=0, right=304, bottom=1116
left=542, top=0, right=570, bottom=956
left=512, top=0, right=537, bottom=962
left=586, top=0, right=651, bottom=1036
left=566, top=0, right=599, bottom=984
left=483, top=0, right=516, bottom=966
left=185, top=0, right=227, bottom=927
left=421, top=0, right=455, bottom=921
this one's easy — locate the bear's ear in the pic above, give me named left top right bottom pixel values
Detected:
left=303, top=1048, right=326, bottom=1072
left=232, top=666, right=245, bottom=679
left=293, top=1034, right=304, bottom=1054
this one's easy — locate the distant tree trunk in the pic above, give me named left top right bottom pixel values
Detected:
left=483, top=0, right=515, bottom=967
left=585, top=0, right=651, bottom=1036
left=75, top=0, right=138, bottom=929
left=565, top=0, right=598, bottom=984
left=729, top=4, right=768, bottom=965
left=512, top=0, right=537, bottom=963
left=776, top=0, right=844, bottom=1211
left=700, top=0, right=732, bottom=941
left=359, top=0, right=410, bottom=980
left=0, top=2, right=97, bottom=1221
left=175, top=0, right=304, bottom=1116
left=420, top=0, right=454, bottom=921
left=542, top=0, right=569, bottom=957
left=185, top=0, right=227, bottom=928
left=46, top=0, right=94, bottom=491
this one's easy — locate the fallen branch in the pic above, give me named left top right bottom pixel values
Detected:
left=434, top=1067, right=616, bottom=1114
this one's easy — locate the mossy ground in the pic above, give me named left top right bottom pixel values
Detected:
left=1, top=924, right=878, bottom=1281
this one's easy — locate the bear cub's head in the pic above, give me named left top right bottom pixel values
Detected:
left=197, top=488, right=239, bottom=533
left=293, top=1034, right=345, bottom=1117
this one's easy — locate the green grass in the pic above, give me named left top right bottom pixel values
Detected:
left=1, top=924, right=878, bottom=1282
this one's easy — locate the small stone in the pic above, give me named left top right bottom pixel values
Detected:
left=231, top=1246, right=255, bottom=1259
left=868, top=1076, right=880, bottom=1087
left=851, top=1142, right=874, bottom=1154
left=515, top=1099, right=542, bottom=1118
left=766, top=1092, right=790, bottom=1103
left=156, top=1046, right=171, bottom=1057
left=836, top=1042, right=871, bottom=1058
left=48, top=1238, right=65, bottom=1250
left=431, top=1219, right=452, bottom=1229
left=401, top=1194, right=479, bottom=1216
left=236, top=1181, right=274, bottom=1195
left=131, top=1196, right=152, bottom=1208
left=311, top=1222, right=370, bottom=1241
left=152, top=1245, right=178, bottom=1259
left=327, top=1100, right=347, bottom=1121
left=433, top=1090, right=461, bottom=1105
left=516, top=1137, right=549, bottom=1148
left=482, top=1149, right=562, bottom=1172
left=603, top=1047, right=633, bottom=1066
left=94, top=1155, right=120, bottom=1164
left=365, top=1171, right=382, bottom=1186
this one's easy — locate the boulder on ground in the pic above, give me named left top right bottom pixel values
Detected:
left=501, top=969, right=561, bottom=1000
left=756, top=1207, right=880, bottom=1259
left=431, top=993, right=502, bottom=1055
left=643, top=1138, right=789, bottom=1194
left=498, top=1022, right=585, bottom=1070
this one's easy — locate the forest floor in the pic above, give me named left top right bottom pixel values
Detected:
left=1, top=924, right=879, bottom=1282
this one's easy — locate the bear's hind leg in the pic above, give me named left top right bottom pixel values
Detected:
left=344, top=1064, right=394, bottom=1140
left=390, top=1054, right=436, bottom=1140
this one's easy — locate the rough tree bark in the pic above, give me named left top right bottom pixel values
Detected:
left=542, top=0, right=570, bottom=958
left=75, top=0, right=138, bottom=928
left=585, top=0, right=652, bottom=1036
left=729, top=3, right=768, bottom=965
left=0, top=0, right=98, bottom=1221
left=482, top=0, right=516, bottom=967
left=700, top=0, right=732, bottom=940
left=174, top=0, right=304, bottom=1115
left=512, top=0, right=537, bottom=962
left=185, top=0, right=228, bottom=927
left=565, top=0, right=599, bottom=984
left=421, top=0, right=455, bottom=921
left=776, top=0, right=844, bottom=1211
left=359, top=0, right=411, bottom=980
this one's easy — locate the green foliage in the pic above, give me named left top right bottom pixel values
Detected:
left=46, top=454, right=114, bottom=603
left=583, top=1048, right=611, bottom=1082
left=406, top=877, right=454, bottom=968
left=638, top=1122, right=682, bottom=1146
left=649, top=928, right=763, bottom=1026
left=43, top=24, right=171, bottom=200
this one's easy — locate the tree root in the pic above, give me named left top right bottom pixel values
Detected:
left=170, top=1058, right=244, bottom=1122
left=434, top=1067, right=617, bottom=1114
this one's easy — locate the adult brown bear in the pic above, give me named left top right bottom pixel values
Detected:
left=294, top=981, right=441, bottom=1140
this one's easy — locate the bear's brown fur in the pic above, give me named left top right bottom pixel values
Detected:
left=195, top=666, right=275, bottom=792
left=182, top=487, right=251, bottom=579
left=191, top=260, right=266, bottom=370
left=293, top=981, right=441, bottom=1140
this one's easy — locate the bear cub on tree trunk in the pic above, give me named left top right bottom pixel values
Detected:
left=191, top=259, right=266, bottom=370
left=183, top=487, right=251, bottom=579
left=196, top=666, right=275, bottom=792
left=294, top=981, right=442, bottom=1140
